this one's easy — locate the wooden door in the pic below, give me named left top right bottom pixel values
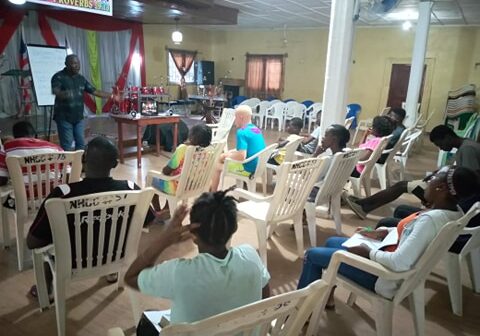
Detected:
left=386, top=64, right=426, bottom=109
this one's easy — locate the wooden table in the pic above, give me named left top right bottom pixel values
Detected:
left=188, top=95, right=226, bottom=124
left=110, top=114, right=180, bottom=168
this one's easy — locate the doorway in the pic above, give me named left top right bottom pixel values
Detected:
left=386, top=63, right=427, bottom=109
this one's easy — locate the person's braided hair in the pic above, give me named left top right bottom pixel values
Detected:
left=190, top=186, right=238, bottom=246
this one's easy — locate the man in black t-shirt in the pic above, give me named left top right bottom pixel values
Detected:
left=27, top=136, right=156, bottom=297
left=52, top=54, right=119, bottom=150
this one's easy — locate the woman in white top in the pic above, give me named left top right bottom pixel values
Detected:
left=297, top=166, right=479, bottom=306
left=125, top=187, right=270, bottom=324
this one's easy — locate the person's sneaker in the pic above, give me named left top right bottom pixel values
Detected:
left=345, top=195, right=367, bottom=220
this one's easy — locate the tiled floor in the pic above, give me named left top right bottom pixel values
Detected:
left=0, top=123, right=478, bottom=335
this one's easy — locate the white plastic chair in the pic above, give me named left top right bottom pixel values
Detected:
left=393, top=129, right=423, bottom=180
left=349, top=135, right=392, bottom=197
left=306, top=102, right=322, bottom=133
left=221, top=143, right=278, bottom=195
left=208, top=108, right=235, bottom=152
left=239, top=98, right=260, bottom=111
left=234, top=157, right=325, bottom=265
left=306, top=203, right=480, bottom=336
left=252, top=101, right=270, bottom=128
left=374, top=129, right=410, bottom=189
left=445, top=207, right=480, bottom=316
left=6, top=151, right=83, bottom=271
left=284, top=102, right=306, bottom=130
left=305, top=149, right=364, bottom=241
left=265, top=102, right=286, bottom=131
left=146, top=143, right=225, bottom=217
left=33, top=188, right=155, bottom=336
left=344, top=116, right=356, bottom=130
left=266, top=137, right=304, bottom=186
left=207, top=108, right=235, bottom=141
left=352, top=119, right=372, bottom=146
left=108, top=279, right=329, bottom=336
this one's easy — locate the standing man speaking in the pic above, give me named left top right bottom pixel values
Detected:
left=51, top=54, right=118, bottom=150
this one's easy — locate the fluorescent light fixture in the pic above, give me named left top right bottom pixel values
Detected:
left=67, top=47, right=73, bottom=55
left=402, top=21, right=412, bottom=31
left=9, top=0, right=27, bottom=4
left=386, top=9, right=418, bottom=21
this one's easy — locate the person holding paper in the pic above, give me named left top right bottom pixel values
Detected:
left=51, top=54, right=119, bottom=150
left=297, top=166, right=478, bottom=308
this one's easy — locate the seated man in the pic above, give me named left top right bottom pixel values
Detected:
left=267, top=117, right=303, bottom=165
left=211, top=105, right=266, bottom=191
left=346, top=124, right=480, bottom=219
left=377, top=107, right=406, bottom=164
left=0, top=121, right=63, bottom=186
left=27, top=136, right=156, bottom=297
left=125, top=188, right=270, bottom=325
left=298, top=111, right=322, bottom=155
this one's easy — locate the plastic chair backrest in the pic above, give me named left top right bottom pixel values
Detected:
left=232, top=96, right=247, bottom=106
left=251, top=143, right=278, bottom=178
left=217, top=108, right=236, bottom=130
left=6, top=151, right=83, bottom=220
left=267, top=158, right=325, bottom=222
left=381, top=129, right=410, bottom=164
left=176, top=143, right=225, bottom=199
left=397, top=129, right=422, bottom=158
left=161, top=280, right=329, bottom=336
left=358, top=135, right=392, bottom=179
left=282, top=137, right=304, bottom=163
left=302, top=100, right=314, bottom=108
left=269, top=102, right=287, bottom=118
left=344, top=116, right=355, bottom=130
left=45, top=188, right=154, bottom=280
left=394, top=203, right=480, bottom=304
left=257, top=101, right=271, bottom=116
left=306, top=102, right=323, bottom=116
left=346, top=103, right=362, bottom=129
left=285, top=101, right=305, bottom=120
left=315, top=149, right=363, bottom=203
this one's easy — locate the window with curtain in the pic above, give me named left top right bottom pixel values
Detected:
left=245, top=54, right=285, bottom=99
left=168, top=49, right=196, bottom=85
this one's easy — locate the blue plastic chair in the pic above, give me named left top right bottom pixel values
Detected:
left=266, top=96, right=277, bottom=101
left=345, top=103, right=362, bottom=129
left=302, top=100, right=314, bottom=108
left=283, top=98, right=296, bottom=103
left=232, top=96, right=248, bottom=107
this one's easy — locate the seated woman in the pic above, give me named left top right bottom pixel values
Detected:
left=351, top=116, right=393, bottom=177
left=297, top=166, right=478, bottom=307
left=151, top=124, right=212, bottom=215
left=375, top=168, right=480, bottom=255
left=125, top=188, right=270, bottom=324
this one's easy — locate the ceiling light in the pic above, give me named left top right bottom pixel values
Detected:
left=386, top=10, right=418, bottom=21
left=402, top=21, right=412, bottom=31
left=9, top=0, right=26, bottom=4
left=172, top=17, right=183, bottom=45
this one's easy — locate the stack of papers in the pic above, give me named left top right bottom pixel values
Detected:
left=342, top=229, right=398, bottom=250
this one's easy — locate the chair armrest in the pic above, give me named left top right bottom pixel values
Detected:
left=146, top=170, right=179, bottom=182
left=323, top=250, right=414, bottom=283
left=33, top=244, right=54, bottom=255
left=224, top=151, right=261, bottom=165
left=206, top=123, right=218, bottom=128
left=460, top=226, right=480, bottom=234
left=232, top=188, right=273, bottom=202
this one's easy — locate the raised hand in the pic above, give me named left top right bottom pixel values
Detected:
left=161, top=204, right=200, bottom=244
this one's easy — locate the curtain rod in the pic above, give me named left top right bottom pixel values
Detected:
left=165, top=46, right=200, bottom=54
left=245, top=53, right=288, bottom=57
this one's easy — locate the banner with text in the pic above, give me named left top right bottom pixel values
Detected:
left=27, top=0, right=113, bottom=16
